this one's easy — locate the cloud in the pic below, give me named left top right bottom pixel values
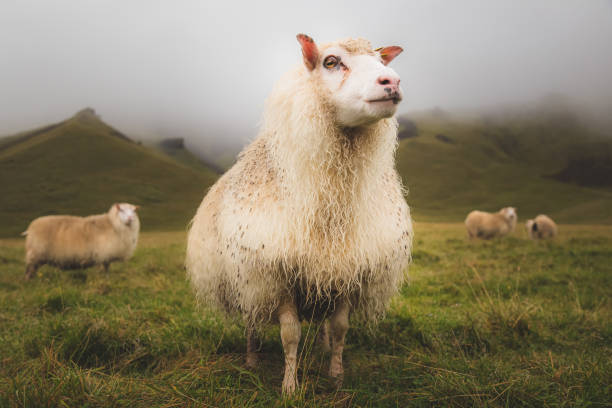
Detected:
left=1, top=0, right=611, bottom=151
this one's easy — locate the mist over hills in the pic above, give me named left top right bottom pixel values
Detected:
left=396, top=103, right=612, bottom=224
left=150, top=137, right=224, bottom=175
left=1, top=102, right=611, bottom=238
left=186, top=95, right=612, bottom=173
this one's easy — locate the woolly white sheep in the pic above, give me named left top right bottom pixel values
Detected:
left=526, top=214, right=557, bottom=239
left=465, top=207, right=517, bottom=239
left=23, top=203, right=140, bottom=279
left=186, top=34, right=412, bottom=394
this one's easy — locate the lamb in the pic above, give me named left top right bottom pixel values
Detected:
left=465, top=207, right=517, bottom=239
left=186, top=34, right=412, bottom=394
left=526, top=214, right=557, bottom=239
left=23, top=203, right=140, bottom=279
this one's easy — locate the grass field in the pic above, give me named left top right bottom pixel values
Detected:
left=1, top=224, right=610, bottom=407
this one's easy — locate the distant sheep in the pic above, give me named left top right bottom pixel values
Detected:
left=526, top=214, right=557, bottom=239
left=186, top=34, right=412, bottom=394
left=465, top=207, right=517, bottom=239
left=23, top=203, right=140, bottom=279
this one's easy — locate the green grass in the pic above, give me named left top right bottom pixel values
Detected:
left=1, top=224, right=610, bottom=407
left=0, top=111, right=218, bottom=237
left=2, top=107, right=611, bottom=404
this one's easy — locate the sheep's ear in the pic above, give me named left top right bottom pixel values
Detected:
left=115, top=203, right=121, bottom=211
left=296, top=34, right=318, bottom=71
left=133, top=205, right=140, bottom=211
left=376, top=46, right=403, bottom=66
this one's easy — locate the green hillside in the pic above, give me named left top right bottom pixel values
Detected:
left=0, top=109, right=218, bottom=237
left=397, top=109, right=612, bottom=224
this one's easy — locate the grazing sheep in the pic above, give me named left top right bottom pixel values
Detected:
left=465, top=207, right=517, bottom=239
left=23, top=203, right=140, bottom=279
left=186, top=34, right=412, bottom=394
left=526, top=214, right=557, bottom=239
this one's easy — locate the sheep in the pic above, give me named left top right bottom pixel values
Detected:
left=526, top=214, right=557, bottom=239
left=465, top=207, right=517, bottom=239
left=186, top=34, right=412, bottom=394
left=23, top=203, right=140, bottom=279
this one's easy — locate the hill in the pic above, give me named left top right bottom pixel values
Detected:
left=0, top=109, right=218, bottom=237
left=396, top=108, right=612, bottom=224
left=151, top=138, right=224, bottom=174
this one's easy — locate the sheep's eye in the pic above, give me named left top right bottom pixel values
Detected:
left=323, top=56, right=338, bottom=69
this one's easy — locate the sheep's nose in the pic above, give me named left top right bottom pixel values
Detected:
left=377, top=75, right=400, bottom=87
left=377, top=75, right=400, bottom=95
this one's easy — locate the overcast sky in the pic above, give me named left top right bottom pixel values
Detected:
left=1, top=0, right=612, bottom=154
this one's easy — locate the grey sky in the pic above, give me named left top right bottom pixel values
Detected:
left=1, top=1, right=612, bottom=154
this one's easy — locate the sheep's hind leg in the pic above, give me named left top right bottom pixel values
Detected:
left=246, top=326, right=259, bottom=369
left=278, top=300, right=301, bottom=395
left=328, top=300, right=349, bottom=383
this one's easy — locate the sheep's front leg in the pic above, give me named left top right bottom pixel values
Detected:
left=246, top=326, right=259, bottom=369
left=329, top=300, right=349, bottom=382
left=102, top=262, right=110, bottom=278
left=24, top=262, right=39, bottom=280
left=318, top=320, right=331, bottom=352
left=278, top=301, right=301, bottom=395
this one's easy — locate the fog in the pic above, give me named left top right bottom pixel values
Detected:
left=1, top=0, right=612, bottom=157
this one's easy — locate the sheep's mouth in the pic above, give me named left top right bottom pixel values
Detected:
left=367, top=96, right=402, bottom=105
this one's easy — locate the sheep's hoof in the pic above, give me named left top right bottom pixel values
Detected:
left=330, top=375, right=344, bottom=388
left=245, top=353, right=258, bottom=369
left=281, top=377, right=298, bottom=395
left=329, top=365, right=344, bottom=386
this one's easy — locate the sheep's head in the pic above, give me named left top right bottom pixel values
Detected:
left=297, top=34, right=403, bottom=127
left=500, top=207, right=517, bottom=223
left=526, top=219, right=537, bottom=232
left=111, top=203, right=139, bottom=227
